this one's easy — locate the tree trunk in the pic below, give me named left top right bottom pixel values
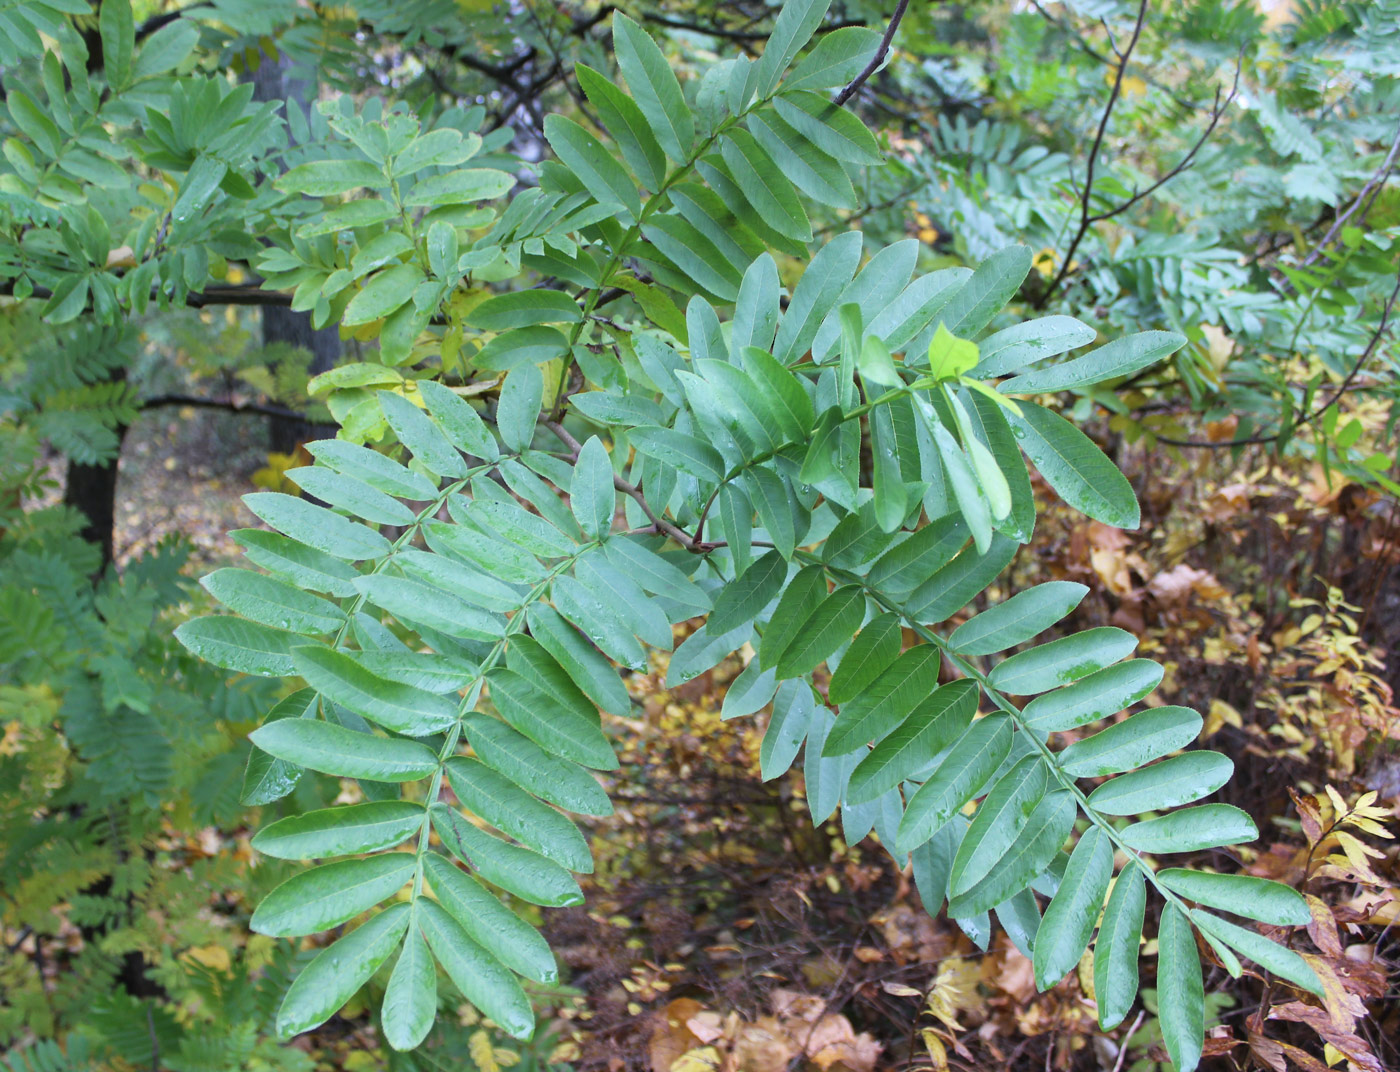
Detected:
left=63, top=367, right=129, bottom=571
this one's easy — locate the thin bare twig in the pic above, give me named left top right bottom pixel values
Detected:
left=834, top=0, right=911, bottom=106
left=1151, top=271, right=1400, bottom=448
left=1297, top=118, right=1400, bottom=273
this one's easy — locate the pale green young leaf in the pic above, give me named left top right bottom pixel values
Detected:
left=927, top=323, right=979, bottom=380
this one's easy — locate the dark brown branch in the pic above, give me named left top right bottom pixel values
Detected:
left=139, top=393, right=309, bottom=421
left=1033, top=0, right=1150, bottom=308
left=834, top=0, right=911, bottom=106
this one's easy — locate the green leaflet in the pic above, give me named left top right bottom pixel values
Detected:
left=1033, top=827, right=1113, bottom=990
left=355, top=574, right=505, bottom=642
left=242, top=689, right=315, bottom=806
left=526, top=604, right=633, bottom=716
left=948, top=581, right=1087, bottom=656
left=720, top=128, right=812, bottom=243
left=1158, top=905, right=1205, bottom=1072
left=486, top=667, right=616, bottom=770
left=291, top=645, right=459, bottom=736
left=418, top=899, right=534, bottom=1039
left=988, top=627, right=1138, bottom=695
left=896, top=713, right=1012, bottom=855
left=250, top=855, right=415, bottom=937
left=826, top=612, right=902, bottom=706
left=775, top=585, right=866, bottom=678
left=757, top=564, right=827, bottom=667
left=1005, top=402, right=1140, bottom=530
left=252, top=801, right=425, bottom=860
left=804, top=703, right=859, bottom=824
left=467, top=288, right=583, bottom=331
left=1156, top=870, right=1309, bottom=927
left=866, top=515, right=970, bottom=599
left=782, top=26, right=880, bottom=91
left=378, top=390, right=469, bottom=477
left=822, top=644, right=942, bottom=756
left=947, top=790, right=1074, bottom=917
left=755, top=0, right=830, bottom=95
left=1190, top=911, right=1323, bottom=995
left=721, top=658, right=779, bottom=721
left=1057, top=706, right=1203, bottom=777
left=629, top=426, right=725, bottom=484
left=948, top=754, right=1047, bottom=896
left=611, top=12, right=694, bottom=163
left=249, top=718, right=439, bottom=782
left=1001, top=330, right=1186, bottom=394
left=1094, top=870, right=1146, bottom=1030
left=1120, top=803, right=1258, bottom=854
left=847, top=680, right=978, bottom=805
left=174, top=616, right=300, bottom=677
left=973, top=315, right=1098, bottom=379
left=276, top=904, right=409, bottom=1036
left=1087, top=751, right=1234, bottom=816
left=305, top=438, right=439, bottom=500
left=461, top=712, right=612, bottom=817
left=710, top=551, right=787, bottom=634
left=665, top=620, right=752, bottom=686
left=910, top=821, right=960, bottom=917
left=286, top=466, right=417, bottom=527
left=604, top=538, right=711, bottom=613
left=575, top=63, right=666, bottom=191
left=571, top=436, right=616, bottom=541
left=382, top=924, right=435, bottom=1051
left=232, top=528, right=361, bottom=598
left=544, top=115, right=641, bottom=222
left=760, top=679, right=814, bottom=781
left=417, top=380, right=499, bottom=460
left=243, top=492, right=392, bottom=561
left=424, top=854, right=557, bottom=983
left=445, top=756, right=592, bottom=872
left=429, top=803, right=583, bottom=907
left=905, top=533, right=1019, bottom=625
left=1021, top=659, right=1164, bottom=732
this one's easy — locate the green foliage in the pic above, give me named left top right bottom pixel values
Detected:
left=5, top=0, right=1383, bottom=1067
